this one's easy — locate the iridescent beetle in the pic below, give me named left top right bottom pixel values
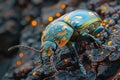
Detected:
left=8, top=10, right=110, bottom=75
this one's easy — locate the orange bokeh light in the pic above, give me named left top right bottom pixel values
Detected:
left=48, top=16, right=53, bottom=22
left=105, top=24, right=109, bottom=28
left=64, top=58, right=68, bottom=63
left=19, top=52, right=24, bottom=58
left=56, top=12, right=61, bottom=17
left=16, top=60, right=22, bottom=66
left=103, top=19, right=107, bottom=23
left=107, top=40, right=112, bottom=46
left=61, top=4, right=66, bottom=9
left=31, top=20, right=37, bottom=26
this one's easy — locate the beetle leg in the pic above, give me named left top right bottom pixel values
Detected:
left=82, top=32, right=101, bottom=45
left=72, top=43, right=87, bottom=75
left=93, top=25, right=111, bottom=36
left=66, top=42, right=87, bottom=75
left=93, top=26, right=104, bottom=35
left=104, top=27, right=111, bottom=36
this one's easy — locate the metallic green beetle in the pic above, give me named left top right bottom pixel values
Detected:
left=41, top=10, right=110, bottom=57
left=8, top=10, right=110, bottom=75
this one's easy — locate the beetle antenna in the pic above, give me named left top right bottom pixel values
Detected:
left=8, top=45, right=41, bottom=53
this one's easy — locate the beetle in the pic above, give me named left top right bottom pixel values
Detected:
left=8, top=10, right=110, bottom=75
